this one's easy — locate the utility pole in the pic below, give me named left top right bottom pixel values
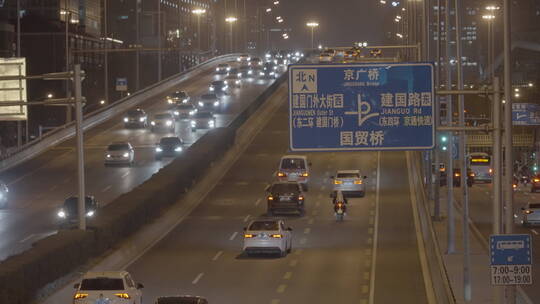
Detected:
left=503, top=0, right=515, bottom=301
left=136, top=0, right=140, bottom=91
left=445, top=0, right=455, bottom=254
left=16, top=0, right=22, bottom=146
left=104, top=1, right=109, bottom=103
left=157, top=1, right=162, bottom=81
left=74, top=64, right=86, bottom=231
left=433, top=0, right=442, bottom=221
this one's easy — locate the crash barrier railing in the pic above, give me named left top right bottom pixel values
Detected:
left=410, top=151, right=456, bottom=304
left=0, top=53, right=241, bottom=173
left=0, top=69, right=287, bottom=304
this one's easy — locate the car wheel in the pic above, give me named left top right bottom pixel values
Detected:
left=287, top=241, right=292, bottom=253
left=359, top=191, right=365, bottom=198
left=280, top=250, right=287, bottom=257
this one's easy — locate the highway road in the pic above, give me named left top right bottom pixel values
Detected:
left=112, top=93, right=430, bottom=303
left=447, top=180, right=540, bottom=300
left=0, top=61, right=282, bottom=261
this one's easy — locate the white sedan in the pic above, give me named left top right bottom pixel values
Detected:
left=243, top=219, right=292, bottom=257
left=332, top=169, right=366, bottom=197
left=73, top=271, right=144, bottom=304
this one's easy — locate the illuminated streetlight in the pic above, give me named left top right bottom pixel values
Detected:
left=380, top=0, right=387, bottom=4
left=192, top=9, right=206, bottom=51
left=482, top=14, right=495, bottom=20
left=273, top=1, right=279, bottom=5
left=306, top=22, right=319, bottom=49
left=225, top=17, right=237, bottom=53
left=47, top=93, right=53, bottom=99
left=396, top=33, right=404, bottom=38
left=486, top=5, right=501, bottom=11
left=99, top=99, right=106, bottom=105
left=528, top=82, right=534, bottom=87
left=266, top=8, right=272, bottom=13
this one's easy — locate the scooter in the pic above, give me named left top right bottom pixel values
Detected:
left=334, top=201, right=346, bottom=221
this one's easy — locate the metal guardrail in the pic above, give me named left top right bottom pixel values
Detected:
left=0, top=54, right=240, bottom=173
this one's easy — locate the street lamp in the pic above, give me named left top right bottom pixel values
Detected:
left=225, top=17, right=237, bottom=53
left=306, top=22, right=319, bottom=50
left=192, top=9, right=206, bottom=51
left=482, top=14, right=496, bottom=80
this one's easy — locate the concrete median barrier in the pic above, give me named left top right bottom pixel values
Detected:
left=0, top=68, right=287, bottom=303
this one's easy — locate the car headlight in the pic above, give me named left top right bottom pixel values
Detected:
left=265, top=53, right=271, bottom=58
left=166, top=120, right=172, bottom=126
left=223, top=80, right=228, bottom=84
left=123, top=117, right=128, bottom=123
left=151, top=121, right=156, bottom=126
left=274, top=60, right=278, bottom=64
left=173, top=111, right=179, bottom=116
left=248, top=70, right=253, bottom=75
left=270, top=72, right=275, bottom=76
left=209, top=87, right=214, bottom=91
left=213, top=101, right=219, bottom=106
left=236, top=80, right=241, bottom=84
left=273, top=66, right=277, bottom=70
left=182, top=98, right=188, bottom=103
left=222, top=86, right=228, bottom=90
left=174, top=147, right=182, bottom=152
left=106, top=154, right=111, bottom=158
left=167, top=98, right=173, bottom=104
left=198, top=101, right=204, bottom=107
left=86, top=210, right=95, bottom=217
left=188, top=110, right=195, bottom=115
left=247, top=57, right=251, bottom=61
left=57, top=210, right=66, bottom=218
left=155, top=147, right=163, bottom=152
left=216, top=68, right=220, bottom=71
left=237, top=73, right=242, bottom=77
left=139, top=117, right=145, bottom=122
left=123, top=152, right=129, bottom=158
left=259, top=72, right=265, bottom=76
left=226, top=67, right=230, bottom=71
left=209, top=120, right=215, bottom=126
left=191, top=120, right=196, bottom=127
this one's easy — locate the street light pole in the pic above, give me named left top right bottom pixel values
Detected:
left=193, top=9, right=207, bottom=51
left=104, top=0, right=109, bottom=103
left=306, top=22, right=319, bottom=50
left=73, top=64, right=86, bottom=231
left=157, top=1, right=162, bottom=81
left=225, top=17, right=237, bottom=53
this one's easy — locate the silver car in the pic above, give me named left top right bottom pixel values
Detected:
left=104, top=142, right=134, bottom=166
left=197, top=93, right=221, bottom=109
left=331, top=170, right=366, bottom=197
left=173, top=104, right=197, bottom=120
left=243, top=219, right=292, bottom=257
left=521, top=202, right=540, bottom=227
left=191, top=111, right=216, bottom=132
left=150, top=113, right=175, bottom=132
left=276, top=155, right=311, bottom=191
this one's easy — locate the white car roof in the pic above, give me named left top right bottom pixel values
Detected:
left=281, top=155, right=307, bottom=160
left=337, top=170, right=361, bottom=175
left=82, top=271, right=128, bottom=279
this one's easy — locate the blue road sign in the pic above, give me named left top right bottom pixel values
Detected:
left=490, top=234, right=533, bottom=285
left=512, top=103, right=540, bottom=125
left=288, top=63, right=434, bottom=152
left=490, top=234, right=531, bottom=265
left=116, top=77, right=128, bottom=91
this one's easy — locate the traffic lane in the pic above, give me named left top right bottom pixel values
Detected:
left=127, top=100, right=379, bottom=303
left=0, top=73, right=279, bottom=259
left=459, top=183, right=540, bottom=299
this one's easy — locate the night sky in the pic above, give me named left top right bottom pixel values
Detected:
left=279, top=0, right=389, bottom=49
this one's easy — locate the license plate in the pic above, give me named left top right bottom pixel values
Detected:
left=337, top=209, right=344, bottom=214
left=280, top=196, right=291, bottom=201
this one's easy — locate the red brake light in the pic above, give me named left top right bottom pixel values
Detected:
left=277, top=172, right=286, bottom=177
left=267, top=196, right=274, bottom=201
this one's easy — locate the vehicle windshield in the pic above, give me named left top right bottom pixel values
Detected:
left=155, top=114, right=172, bottom=119
left=63, top=197, right=94, bottom=211
left=529, top=203, right=540, bottom=209
left=218, top=64, right=228, bottom=67
left=212, top=81, right=224, bottom=86
left=127, top=109, right=143, bottom=116
left=201, top=94, right=217, bottom=100
left=281, top=158, right=305, bottom=170
left=160, top=137, right=181, bottom=145
left=177, top=104, right=193, bottom=110
left=80, top=278, right=124, bottom=290
left=172, top=91, right=187, bottom=98
left=249, top=221, right=279, bottom=231
left=337, top=173, right=360, bottom=178
left=108, top=144, right=129, bottom=151
left=271, top=183, right=299, bottom=193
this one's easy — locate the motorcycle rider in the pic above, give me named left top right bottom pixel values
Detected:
left=332, top=190, right=348, bottom=214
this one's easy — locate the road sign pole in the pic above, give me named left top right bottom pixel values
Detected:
left=74, top=64, right=86, bottom=231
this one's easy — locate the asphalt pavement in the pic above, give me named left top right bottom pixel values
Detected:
left=0, top=62, right=280, bottom=261
left=121, top=98, right=431, bottom=303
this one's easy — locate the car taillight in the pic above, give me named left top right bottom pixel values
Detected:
left=115, top=293, right=131, bottom=299
left=268, top=196, right=274, bottom=201
left=534, top=179, right=540, bottom=183
left=301, top=172, right=309, bottom=177
left=525, top=210, right=534, bottom=214
left=244, top=234, right=256, bottom=238
left=270, top=234, right=283, bottom=238
left=454, top=173, right=460, bottom=177
left=489, top=168, right=493, bottom=173
left=337, top=203, right=343, bottom=208
left=298, top=196, right=304, bottom=200
left=277, top=172, right=286, bottom=177
left=334, top=180, right=343, bottom=184
left=74, top=293, right=88, bottom=299
left=354, top=180, right=363, bottom=184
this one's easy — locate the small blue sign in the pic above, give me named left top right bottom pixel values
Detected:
left=512, top=103, right=540, bottom=125
left=490, top=234, right=532, bottom=266
left=116, top=77, right=128, bottom=91
left=288, top=63, right=434, bottom=151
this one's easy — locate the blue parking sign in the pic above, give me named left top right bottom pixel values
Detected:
left=288, top=63, right=435, bottom=152
left=490, top=234, right=533, bottom=285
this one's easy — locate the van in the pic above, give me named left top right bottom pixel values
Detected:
left=276, top=155, right=311, bottom=191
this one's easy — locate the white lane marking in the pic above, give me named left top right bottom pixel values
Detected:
left=304, top=228, right=311, bottom=234
left=192, top=272, right=204, bottom=284
left=276, top=284, right=287, bottom=293
left=229, top=231, right=238, bottom=240
left=294, top=249, right=303, bottom=255
left=101, top=185, right=112, bottom=193
left=270, top=300, right=280, bottom=304
left=121, top=172, right=130, bottom=178
left=321, top=185, right=326, bottom=191
left=532, top=229, right=539, bottom=236
left=255, top=198, right=261, bottom=206
left=299, top=238, right=307, bottom=245
left=212, top=251, right=223, bottom=261
left=308, top=218, right=314, bottom=225
left=283, top=272, right=292, bottom=280
left=49, top=184, right=58, bottom=191
left=406, top=152, right=437, bottom=304
left=20, top=234, right=36, bottom=243
left=368, top=151, right=381, bottom=304
left=289, top=259, right=298, bottom=267
left=243, top=214, right=251, bottom=222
